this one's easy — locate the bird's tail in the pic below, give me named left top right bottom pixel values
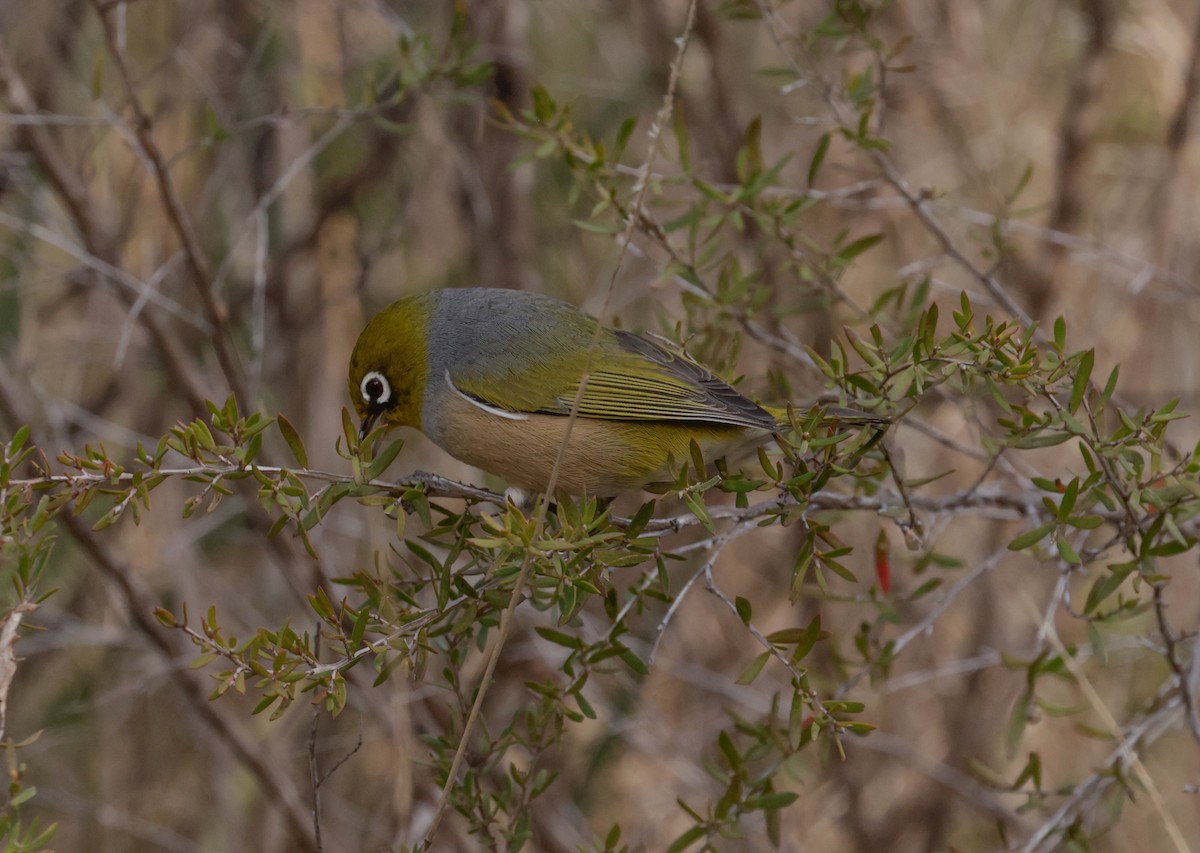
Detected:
left=763, top=403, right=891, bottom=427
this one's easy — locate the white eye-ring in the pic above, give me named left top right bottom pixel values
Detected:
left=361, top=371, right=392, bottom=406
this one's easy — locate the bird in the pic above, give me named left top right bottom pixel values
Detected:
left=348, top=287, right=882, bottom=497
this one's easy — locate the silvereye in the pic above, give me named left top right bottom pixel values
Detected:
left=349, top=288, right=863, bottom=496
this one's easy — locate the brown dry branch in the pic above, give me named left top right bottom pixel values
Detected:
left=0, top=41, right=216, bottom=417
left=64, top=515, right=319, bottom=852
left=0, top=601, right=34, bottom=743
left=1034, top=0, right=1114, bottom=317
left=89, top=0, right=250, bottom=411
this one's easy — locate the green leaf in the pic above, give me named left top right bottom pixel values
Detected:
left=1008, top=523, right=1055, bottom=551
left=1058, top=478, right=1079, bottom=520
left=911, top=578, right=941, bottom=598
left=91, top=50, right=106, bottom=99
left=684, top=492, right=714, bottom=533
left=735, top=596, right=752, bottom=625
left=745, top=791, right=799, bottom=810
left=8, top=786, right=37, bottom=807
left=531, top=84, right=556, bottom=122
left=807, top=132, right=831, bottom=186
left=625, top=500, right=656, bottom=537
left=790, top=614, right=822, bottom=663
left=736, top=651, right=770, bottom=685
left=717, top=730, right=740, bottom=769
left=671, top=105, right=689, bottom=172
left=1069, top=349, right=1093, bottom=414
left=919, top=301, right=939, bottom=353
left=666, top=825, right=707, bottom=853
left=276, top=415, right=308, bottom=468
left=192, top=419, right=217, bottom=452
left=1009, top=431, right=1071, bottom=449
left=618, top=647, right=649, bottom=675
left=738, top=115, right=764, bottom=179
left=348, top=605, right=370, bottom=652
left=1007, top=161, right=1035, bottom=203
left=1100, top=364, right=1120, bottom=405
left=575, top=690, right=596, bottom=720
left=203, top=105, right=230, bottom=143
left=1084, top=562, right=1136, bottom=614
left=9, top=424, right=29, bottom=455
left=1006, top=690, right=1031, bottom=757
left=823, top=558, right=858, bottom=584
left=572, top=218, right=622, bottom=234
left=835, top=233, right=884, bottom=265
left=688, top=438, right=706, bottom=479
left=535, top=621, right=585, bottom=653
left=1055, top=536, right=1081, bottom=565
left=615, top=116, right=638, bottom=162
left=364, top=439, right=404, bottom=480
left=341, top=407, right=358, bottom=451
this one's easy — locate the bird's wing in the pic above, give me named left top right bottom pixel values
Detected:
left=450, top=328, right=778, bottom=430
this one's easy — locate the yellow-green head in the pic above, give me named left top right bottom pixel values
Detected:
left=349, top=295, right=431, bottom=439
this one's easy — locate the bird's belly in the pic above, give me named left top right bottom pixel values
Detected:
left=424, top=392, right=766, bottom=496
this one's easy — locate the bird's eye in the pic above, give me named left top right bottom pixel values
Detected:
left=361, top=371, right=391, bottom=406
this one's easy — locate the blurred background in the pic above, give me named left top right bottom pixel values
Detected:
left=2, top=1, right=1200, bottom=850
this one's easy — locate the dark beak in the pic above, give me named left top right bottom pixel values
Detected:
left=358, top=410, right=380, bottom=443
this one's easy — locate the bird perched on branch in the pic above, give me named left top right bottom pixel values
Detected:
left=349, top=287, right=884, bottom=497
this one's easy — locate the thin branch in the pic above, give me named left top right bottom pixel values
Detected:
left=753, top=1, right=1034, bottom=325
left=63, top=514, right=319, bottom=852
left=0, top=212, right=205, bottom=329
left=0, top=39, right=216, bottom=416
left=648, top=519, right=757, bottom=665
left=1165, top=4, right=1200, bottom=160
left=210, top=112, right=356, bottom=295
left=308, top=690, right=324, bottom=852
left=849, top=729, right=1017, bottom=825
left=1018, top=613, right=1191, bottom=853
left=91, top=0, right=250, bottom=410
left=5, top=457, right=1120, bottom=537
left=834, top=545, right=1009, bottom=700
left=0, top=601, right=36, bottom=743
left=0, top=43, right=109, bottom=254
left=1152, top=582, right=1200, bottom=743
left=1032, top=0, right=1113, bottom=317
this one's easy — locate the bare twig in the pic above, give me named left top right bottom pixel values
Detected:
left=1018, top=611, right=1191, bottom=853
left=849, top=729, right=1018, bottom=825
left=649, top=519, right=757, bottom=665
left=1165, top=5, right=1200, bottom=157
left=0, top=601, right=35, bottom=743
left=91, top=0, right=250, bottom=411
left=1034, top=0, right=1113, bottom=316
left=1152, top=582, right=1200, bottom=743
left=0, top=39, right=216, bottom=416
left=63, top=514, right=319, bottom=852
left=5, top=456, right=1124, bottom=537
left=305, top=637, right=362, bottom=853
left=309, top=685, right=324, bottom=852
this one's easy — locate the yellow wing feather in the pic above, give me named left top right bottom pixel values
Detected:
left=451, top=325, right=778, bottom=430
